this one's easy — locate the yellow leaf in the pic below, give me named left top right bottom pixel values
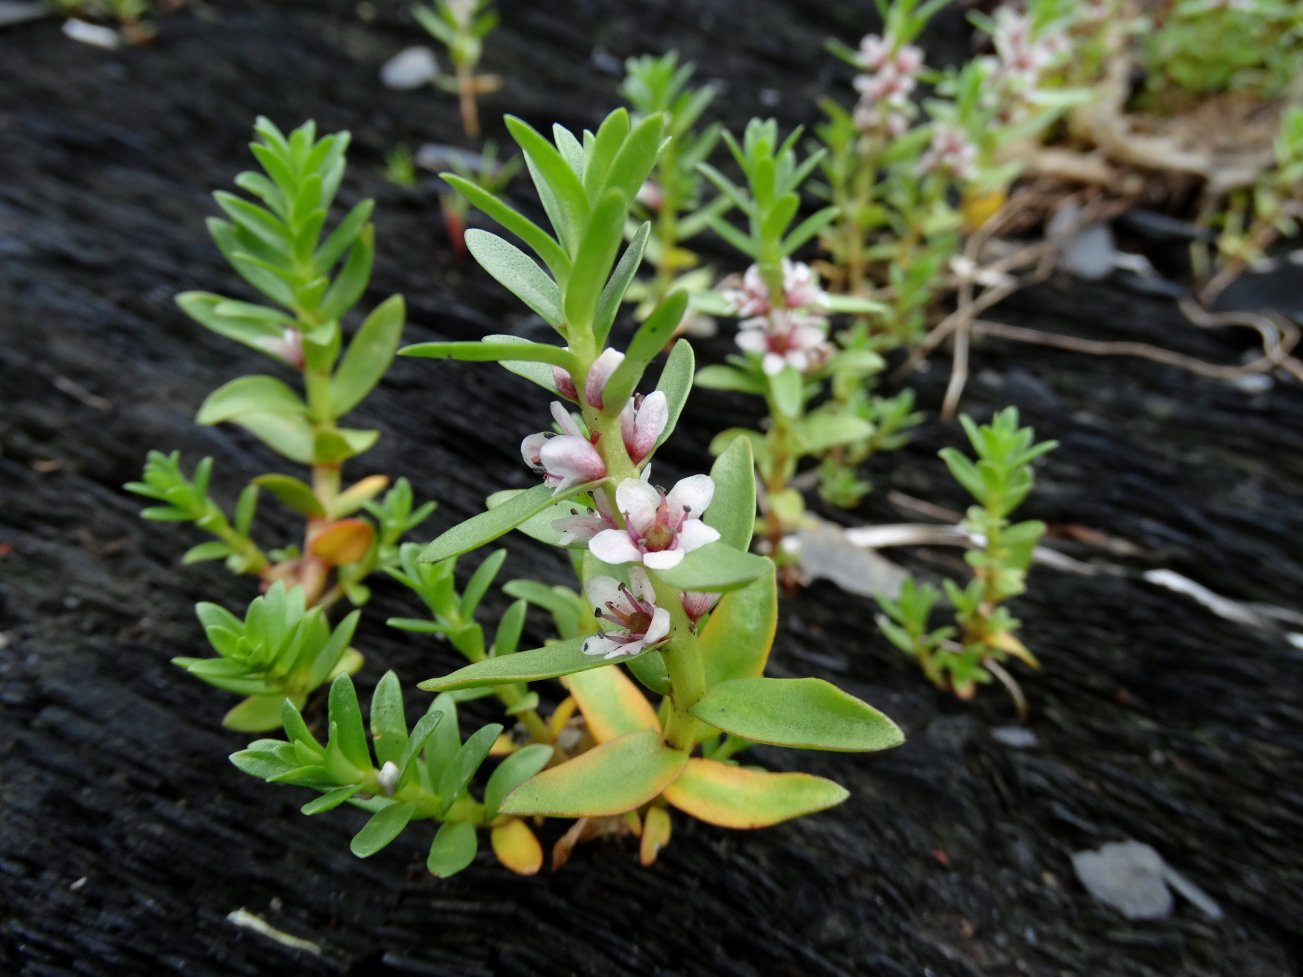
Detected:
left=491, top=818, right=543, bottom=876
left=566, top=666, right=659, bottom=744
left=662, top=758, right=849, bottom=829
left=988, top=630, right=1039, bottom=668
left=500, top=729, right=687, bottom=818
left=640, top=806, right=672, bottom=866
left=309, top=518, right=374, bottom=566
left=961, top=187, right=1007, bottom=232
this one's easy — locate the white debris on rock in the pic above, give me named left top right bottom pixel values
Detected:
left=1072, top=841, right=1223, bottom=921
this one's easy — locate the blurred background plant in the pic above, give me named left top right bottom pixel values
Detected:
left=412, top=0, right=501, bottom=139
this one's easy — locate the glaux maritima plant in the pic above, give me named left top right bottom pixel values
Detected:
left=691, top=118, right=895, bottom=561
left=142, top=110, right=904, bottom=880
left=127, top=118, right=435, bottom=730
left=413, top=0, right=501, bottom=139
left=876, top=408, right=1055, bottom=711
left=396, top=107, right=903, bottom=839
left=618, top=51, right=730, bottom=326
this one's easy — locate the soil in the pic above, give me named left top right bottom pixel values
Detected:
left=1, top=2, right=1300, bottom=976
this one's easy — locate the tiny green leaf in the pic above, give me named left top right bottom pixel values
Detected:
left=329, top=294, right=405, bottom=416
left=464, top=229, right=564, bottom=326
left=351, top=802, right=418, bottom=858
left=427, top=819, right=478, bottom=877
left=419, top=481, right=598, bottom=564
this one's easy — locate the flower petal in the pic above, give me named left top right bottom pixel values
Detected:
left=643, top=548, right=684, bottom=571
left=584, top=348, right=625, bottom=409
left=629, top=391, right=667, bottom=462
left=582, top=634, right=628, bottom=658
left=626, top=566, right=656, bottom=604
left=615, top=478, right=661, bottom=532
left=644, top=607, right=672, bottom=646
left=666, top=474, right=714, bottom=518
left=589, top=529, right=643, bottom=565
left=584, top=575, right=625, bottom=614
left=677, top=518, right=721, bottom=554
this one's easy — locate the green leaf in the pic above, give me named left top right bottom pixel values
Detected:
left=793, top=414, right=874, bottom=455
left=329, top=295, right=404, bottom=416
left=605, top=113, right=665, bottom=203
left=480, top=333, right=565, bottom=393
left=419, top=481, right=597, bottom=564
left=197, top=376, right=306, bottom=425
left=440, top=173, right=568, bottom=278
left=482, top=743, right=554, bottom=821
left=563, top=189, right=630, bottom=331
left=768, top=367, right=803, bottom=419
left=487, top=489, right=582, bottom=548
left=689, top=677, right=904, bottom=753
left=314, top=199, right=375, bottom=272
left=319, top=224, right=374, bottom=321
left=703, top=436, right=755, bottom=551
left=652, top=339, right=694, bottom=451
left=427, top=819, right=478, bottom=877
left=419, top=636, right=650, bottom=692
left=369, top=671, right=408, bottom=767
left=652, top=543, right=771, bottom=593
left=498, top=729, right=687, bottom=818
left=301, top=785, right=359, bottom=815
left=236, top=413, right=317, bottom=464
left=626, top=651, right=671, bottom=696
left=602, top=290, right=689, bottom=410
left=222, top=694, right=287, bottom=732
left=699, top=573, right=777, bottom=686
left=504, top=115, right=589, bottom=254
left=350, top=802, right=417, bottom=857
left=251, top=474, right=324, bottom=517
left=181, top=540, right=233, bottom=565
left=464, top=229, right=564, bottom=326
left=460, top=549, right=507, bottom=619
left=400, top=338, right=574, bottom=368
left=695, top=364, right=765, bottom=395
left=176, top=291, right=286, bottom=355
left=437, top=723, right=503, bottom=815
left=592, top=222, right=649, bottom=345
left=328, top=673, right=373, bottom=771
left=662, top=758, right=848, bottom=828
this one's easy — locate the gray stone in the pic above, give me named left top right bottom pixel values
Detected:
left=1072, top=841, right=1172, bottom=919
left=380, top=46, right=439, bottom=91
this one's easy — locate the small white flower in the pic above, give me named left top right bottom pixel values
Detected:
left=521, top=402, right=606, bottom=493
left=552, top=490, right=618, bottom=546
left=619, top=390, right=668, bottom=465
left=736, top=308, right=831, bottom=376
left=583, top=348, right=625, bottom=410
left=376, top=761, right=401, bottom=797
left=582, top=567, right=672, bottom=659
left=918, top=124, right=979, bottom=182
left=589, top=475, right=720, bottom=570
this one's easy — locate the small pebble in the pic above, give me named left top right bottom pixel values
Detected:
left=380, top=46, right=439, bottom=91
left=62, top=18, right=120, bottom=49
left=992, top=725, right=1038, bottom=749
left=1072, top=841, right=1172, bottom=920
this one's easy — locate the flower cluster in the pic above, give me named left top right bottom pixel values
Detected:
left=918, top=123, right=979, bottom=182
left=981, top=7, right=1067, bottom=111
left=723, top=260, right=833, bottom=376
left=852, top=32, right=925, bottom=136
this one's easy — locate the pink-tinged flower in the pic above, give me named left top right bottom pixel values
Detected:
left=780, top=258, right=826, bottom=309
left=258, top=327, right=304, bottom=369
left=582, top=567, right=672, bottom=659
left=893, top=44, right=924, bottom=76
left=584, top=348, right=625, bottom=410
left=553, top=490, right=619, bottom=546
left=721, top=264, right=771, bottom=317
left=551, top=365, right=578, bottom=401
left=721, top=260, right=827, bottom=317
left=521, top=402, right=606, bottom=493
left=620, top=390, right=668, bottom=465
left=736, top=309, right=831, bottom=376
left=681, top=590, right=720, bottom=623
left=858, top=33, right=891, bottom=70
left=853, top=65, right=916, bottom=108
left=918, top=124, right=978, bottom=182
left=636, top=180, right=664, bottom=212
left=854, top=104, right=909, bottom=137
left=589, top=475, right=720, bottom=570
